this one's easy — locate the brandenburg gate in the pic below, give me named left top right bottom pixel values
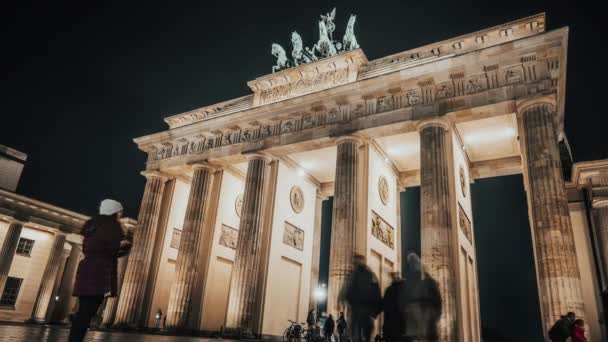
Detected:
left=106, top=11, right=601, bottom=341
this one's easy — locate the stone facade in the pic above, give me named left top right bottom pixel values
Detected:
left=24, top=12, right=594, bottom=341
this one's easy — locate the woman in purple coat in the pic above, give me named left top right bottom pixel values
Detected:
left=68, top=199, right=126, bottom=342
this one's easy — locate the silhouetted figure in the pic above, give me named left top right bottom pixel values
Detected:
left=337, top=312, right=347, bottom=342
left=155, top=308, right=163, bottom=329
left=572, top=319, right=587, bottom=342
left=382, top=272, right=405, bottom=342
left=342, top=255, right=382, bottom=342
left=68, top=199, right=127, bottom=342
left=307, top=309, right=317, bottom=341
left=324, top=314, right=336, bottom=341
left=402, top=253, right=441, bottom=342
left=549, top=312, right=576, bottom=342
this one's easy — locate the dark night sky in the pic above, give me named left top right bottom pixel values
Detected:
left=2, top=2, right=603, bottom=339
left=2, top=0, right=606, bottom=216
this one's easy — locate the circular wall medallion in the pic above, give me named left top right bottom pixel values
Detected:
left=378, top=176, right=389, bottom=205
left=290, top=186, right=305, bottom=214
left=459, top=166, right=467, bottom=197
left=235, top=194, right=244, bottom=217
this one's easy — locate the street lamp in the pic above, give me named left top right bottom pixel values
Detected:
left=314, top=283, right=327, bottom=320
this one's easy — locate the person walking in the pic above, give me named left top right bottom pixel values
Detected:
left=155, top=308, right=163, bottom=329
left=382, top=272, right=405, bottom=342
left=337, top=312, right=348, bottom=342
left=548, top=312, right=576, bottom=342
left=341, top=255, right=382, bottom=342
left=402, top=253, right=441, bottom=342
left=324, top=314, right=336, bottom=342
left=68, top=199, right=127, bottom=342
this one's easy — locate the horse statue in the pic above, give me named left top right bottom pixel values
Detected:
left=320, top=7, right=336, bottom=42
left=311, top=20, right=337, bottom=59
left=342, top=14, right=359, bottom=51
left=291, top=31, right=314, bottom=66
left=271, top=43, right=290, bottom=72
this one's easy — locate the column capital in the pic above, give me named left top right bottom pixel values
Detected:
left=190, top=163, right=216, bottom=172
left=593, top=198, right=608, bottom=209
left=140, top=170, right=170, bottom=182
left=334, top=135, right=364, bottom=146
left=245, top=152, right=273, bottom=163
left=515, top=95, right=557, bottom=116
left=416, top=117, right=451, bottom=133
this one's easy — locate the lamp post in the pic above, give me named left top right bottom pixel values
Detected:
left=314, top=283, right=327, bottom=319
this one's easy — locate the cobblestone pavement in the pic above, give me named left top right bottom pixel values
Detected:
left=0, top=324, right=223, bottom=342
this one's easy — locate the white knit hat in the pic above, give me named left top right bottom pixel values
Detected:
left=99, top=199, right=123, bottom=216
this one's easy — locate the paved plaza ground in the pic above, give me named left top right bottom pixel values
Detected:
left=0, top=324, right=223, bottom=342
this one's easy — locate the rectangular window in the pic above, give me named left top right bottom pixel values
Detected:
left=170, top=228, right=182, bottom=249
left=15, top=238, right=35, bottom=257
left=0, top=277, right=23, bottom=306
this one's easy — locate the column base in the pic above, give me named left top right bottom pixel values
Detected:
left=221, top=326, right=258, bottom=340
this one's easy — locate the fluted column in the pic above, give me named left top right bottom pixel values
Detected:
left=166, top=164, right=215, bottom=330
left=114, top=171, right=168, bottom=328
left=309, top=192, right=324, bottom=311
left=590, top=172, right=608, bottom=283
left=518, top=100, right=585, bottom=334
left=101, top=251, right=128, bottom=326
left=327, top=136, right=361, bottom=316
left=52, top=243, right=82, bottom=323
left=418, top=119, right=457, bottom=342
left=0, top=219, right=24, bottom=295
left=31, top=233, right=67, bottom=323
left=226, top=154, right=271, bottom=335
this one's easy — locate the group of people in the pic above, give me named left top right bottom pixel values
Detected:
left=549, top=311, right=587, bottom=342
left=314, top=253, right=442, bottom=342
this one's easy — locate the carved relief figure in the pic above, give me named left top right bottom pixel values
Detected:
left=505, top=69, right=521, bottom=84
left=406, top=90, right=420, bottom=105
left=371, top=211, right=394, bottom=249
left=219, top=224, right=238, bottom=250
left=378, top=176, right=390, bottom=205
left=302, top=114, right=315, bottom=129
left=342, top=15, right=359, bottom=51
left=235, top=194, right=243, bottom=217
left=459, top=165, right=467, bottom=197
left=283, top=222, right=305, bottom=250
left=458, top=204, right=472, bottom=243
left=290, top=186, right=305, bottom=213
left=281, top=120, right=295, bottom=133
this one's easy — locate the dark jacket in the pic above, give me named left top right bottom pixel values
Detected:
left=337, top=316, right=347, bottom=334
left=73, top=215, right=124, bottom=296
left=549, top=317, right=573, bottom=342
left=324, top=316, right=335, bottom=335
left=307, top=310, right=316, bottom=325
left=343, top=264, right=382, bottom=317
left=383, top=279, right=406, bottom=339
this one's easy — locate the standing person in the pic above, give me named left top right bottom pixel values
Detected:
left=307, top=309, right=317, bottom=341
left=68, top=199, right=127, bottom=342
left=324, top=314, right=336, bottom=342
left=337, top=312, right=347, bottom=342
left=341, top=255, right=382, bottom=342
left=548, top=312, right=576, bottom=342
left=155, top=308, right=163, bottom=329
left=382, top=272, right=405, bottom=342
left=572, top=319, right=587, bottom=342
left=402, top=253, right=441, bottom=342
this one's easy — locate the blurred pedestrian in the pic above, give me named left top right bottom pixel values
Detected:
left=337, top=312, right=348, bottom=342
left=324, top=313, right=336, bottom=341
left=382, top=272, right=405, bottom=342
left=68, top=199, right=127, bottom=342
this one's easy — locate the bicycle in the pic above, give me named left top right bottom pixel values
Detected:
left=283, top=320, right=306, bottom=342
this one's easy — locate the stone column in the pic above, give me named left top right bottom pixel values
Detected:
left=418, top=119, right=458, bottom=342
left=518, top=100, right=585, bottom=333
left=166, top=164, right=215, bottom=330
left=52, top=243, right=82, bottom=323
left=225, top=154, right=271, bottom=335
left=309, top=192, right=324, bottom=311
left=327, top=136, right=361, bottom=316
left=590, top=172, right=608, bottom=283
left=31, top=233, right=67, bottom=323
left=101, top=252, right=128, bottom=326
left=114, top=171, right=168, bottom=328
left=0, top=219, right=24, bottom=295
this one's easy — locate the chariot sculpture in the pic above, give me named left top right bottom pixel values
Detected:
left=271, top=8, right=360, bottom=73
